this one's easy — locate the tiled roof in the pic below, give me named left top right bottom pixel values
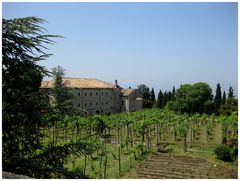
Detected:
left=121, top=89, right=135, bottom=96
left=40, top=77, right=115, bottom=89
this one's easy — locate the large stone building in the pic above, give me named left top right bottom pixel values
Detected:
left=41, top=77, right=142, bottom=115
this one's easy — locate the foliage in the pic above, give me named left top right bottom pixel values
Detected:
left=137, top=84, right=154, bottom=108
left=220, top=97, right=238, bottom=116
left=2, top=17, right=60, bottom=174
left=167, top=82, right=213, bottom=114
left=51, top=65, right=74, bottom=115
left=228, top=86, right=234, bottom=98
left=92, top=115, right=108, bottom=136
left=156, top=88, right=175, bottom=109
left=214, top=144, right=233, bottom=162
left=213, top=83, right=222, bottom=115
left=156, top=90, right=163, bottom=108
left=222, top=91, right=226, bottom=105
left=150, top=88, right=156, bottom=102
left=7, top=140, right=99, bottom=178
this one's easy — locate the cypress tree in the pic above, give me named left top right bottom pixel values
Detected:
left=168, top=91, right=172, bottom=102
left=228, top=86, right=234, bottom=98
left=214, top=83, right=222, bottom=115
left=150, top=88, right=156, bottom=102
left=161, top=91, right=167, bottom=107
left=156, top=90, right=163, bottom=108
left=172, top=86, right=175, bottom=101
left=222, top=91, right=226, bottom=105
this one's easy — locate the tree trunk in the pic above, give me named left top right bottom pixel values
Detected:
left=99, top=155, right=102, bottom=178
left=156, top=124, right=159, bottom=145
left=173, top=125, right=177, bottom=141
left=129, top=127, right=133, bottom=147
left=141, top=129, right=144, bottom=144
left=84, top=155, right=87, bottom=175
left=117, top=127, right=121, bottom=175
left=103, top=154, right=108, bottom=179
left=184, top=133, right=187, bottom=152
left=89, top=119, right=92, bottom=141
left=118, top=145, right=121, bottom=175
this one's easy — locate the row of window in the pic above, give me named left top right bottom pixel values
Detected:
left=77, top=101, right=112, bottom=107
left=77, top=92, right=110, bottom=96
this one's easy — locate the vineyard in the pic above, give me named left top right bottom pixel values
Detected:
left=41, top=108, right=238, bottom=179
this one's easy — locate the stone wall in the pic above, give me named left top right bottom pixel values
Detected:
left=71, top=88, right=122, bottom=115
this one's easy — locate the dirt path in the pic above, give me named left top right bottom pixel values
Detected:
left=136, top=153, right=237, bottom=179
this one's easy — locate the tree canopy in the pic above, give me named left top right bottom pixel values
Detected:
left=167, top=82, right=213, bottom=114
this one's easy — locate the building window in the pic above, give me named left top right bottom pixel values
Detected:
left=78, top=103, right=80, bottom=107
left=102, top=102, right=104, bottom=105
left=101, top=92, right=103, bottom=96
left=85, top=92, right=87, bottom=96
left=96, top=102, right=98, bottom=106
left=90, top=103, right=92, bottom=106
left=85, top=103, right=87, bottom=107
left=106, top=101, right=108, bottom=105
left=90, top=92, right=92, bottom=96
left=106, top=92, right=108, bottom=96
left=122, top=101, right=124, bottom=105
left=96, top=92, right=98, bottom=96
left=78, top=93, right=80, bottom=96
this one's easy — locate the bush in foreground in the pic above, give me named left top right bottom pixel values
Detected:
left=214, top=144, right=233, bottom=162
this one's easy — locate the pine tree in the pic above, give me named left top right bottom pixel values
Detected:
left=214, top=83, right=222, bottom=115
left=222, top=91, right=226, bottom=105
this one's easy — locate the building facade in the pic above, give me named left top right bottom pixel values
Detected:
left=41, top=78, right=142, bottom=115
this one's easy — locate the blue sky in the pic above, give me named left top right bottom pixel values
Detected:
left=3, top=2, right=238, bottom=96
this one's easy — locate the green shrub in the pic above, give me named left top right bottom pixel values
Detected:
left=164, top=145, right=175, bottom=153
left=231, top=146, right=238, bottom=161
left=214, top=144, right=232, bottom=162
